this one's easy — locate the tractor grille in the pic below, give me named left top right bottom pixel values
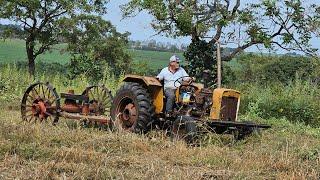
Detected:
left=220, top=96, right=238, bottom=121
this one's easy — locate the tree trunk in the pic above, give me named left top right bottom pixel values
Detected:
left=26, top=35, right=35, bottom=77
left=28, top=56, right=35, bottom=77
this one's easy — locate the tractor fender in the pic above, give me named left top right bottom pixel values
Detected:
left=123, top=75, right=162, bottom=87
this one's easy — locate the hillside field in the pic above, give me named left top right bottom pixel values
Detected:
left=0, top=39, right=184, bottom=69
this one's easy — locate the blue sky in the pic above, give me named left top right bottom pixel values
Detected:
left=103, top=0, right=190, bottom=44
left=1, top=0, right=319, bottom=54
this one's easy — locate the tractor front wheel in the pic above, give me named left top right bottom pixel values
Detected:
left=111, top=82, right=153, bottom=133
left=171, top=116, right=198, bottom=144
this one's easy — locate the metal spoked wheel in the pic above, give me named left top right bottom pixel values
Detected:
left=82, top=85, right=113, bottom=116
left=21, top=82, right=60, bottom=124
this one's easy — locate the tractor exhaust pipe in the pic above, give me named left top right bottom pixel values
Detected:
left=203, top=69, right=210, bottom=88
left=216, top=40, right=222, bottom=88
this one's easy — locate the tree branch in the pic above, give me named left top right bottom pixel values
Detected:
left=18, top=17, right=32, bottom=30
left=38, top=5, right=65, bottom=31
left=231, top=0, right=241, bottom=17
left=34, top=44, right=50, bottom=57
left=209, top=24, right=223, bottom=44
left=271, top=25, right=284, bottom=38
left=222, top=40, right=260, bottom=61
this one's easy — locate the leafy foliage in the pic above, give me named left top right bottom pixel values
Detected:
left=59, top=15, right=132, bottom=81
left=238, top=80, right=320, bottom=127
left=0, top=0, right=109, bottom=76
left=123, top=0, right=320, bottom=60
left=184, top=40, right=217, bottom=86
left=184, top=40, right=236, bottom=86
left=0, top=24, right=24, bottom=39
left=235, top=54, right=320, bottom=84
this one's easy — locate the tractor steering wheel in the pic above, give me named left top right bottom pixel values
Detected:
left=173, top=76, right=194, bottom=88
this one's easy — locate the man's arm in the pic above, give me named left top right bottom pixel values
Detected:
left=181, top=68, right=191, bottom=82
left=156, top=68, right=165, bottom=80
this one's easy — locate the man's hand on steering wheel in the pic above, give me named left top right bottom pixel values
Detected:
left=174, top=76, right=194, bottom=88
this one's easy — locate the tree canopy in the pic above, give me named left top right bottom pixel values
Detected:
left=60, top=14, right=132, bottom=81
left=122, top=0, right=320, bottom=84
left=0, top=0, right=110, bottom=76
left=122, top=0, right=320, bottom=59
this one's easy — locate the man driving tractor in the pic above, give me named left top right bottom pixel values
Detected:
left=157, top=55, right=191, bottom=116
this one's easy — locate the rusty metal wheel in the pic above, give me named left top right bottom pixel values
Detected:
left=82, top=85, right=113, bottom=116
left=21, top=82, right=60, bottom=124
left=111, top=82, right=153, bottom=132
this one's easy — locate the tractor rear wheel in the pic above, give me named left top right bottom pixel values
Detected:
left=111, top=82, right=153, bottom=133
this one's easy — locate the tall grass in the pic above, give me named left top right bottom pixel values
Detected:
left=237, top=77, right=320, bottom=126
left=0, top=64, right=122, bottom=108
left=2, top=64, right=320, bottom=127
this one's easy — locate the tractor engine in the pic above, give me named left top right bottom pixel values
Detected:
left=176, top=86, right=213, bottom=117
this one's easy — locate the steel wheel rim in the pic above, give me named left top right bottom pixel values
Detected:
left=82, top=85, right=113, bottom=116
left=115, top=96, right=138, bottom=130
left=21, top=82, right=60, bottom=124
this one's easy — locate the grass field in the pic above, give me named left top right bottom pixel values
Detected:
left=0, top=39, right=184, bottom=69
left=0, top=109, right=319, bottom=179
left=0, top=39, right=319, bottom=179
left=0, top=39, right=70, bottom=64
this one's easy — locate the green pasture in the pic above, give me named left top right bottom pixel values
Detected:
left=0, top=39, right=184, bottom=69
left=0, top=39, right=69, bottom=64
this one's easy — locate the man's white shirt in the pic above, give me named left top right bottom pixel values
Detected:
left=157, top=67, right=189, bottom=89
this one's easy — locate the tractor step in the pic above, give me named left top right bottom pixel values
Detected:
left=206, top=120, right=271, bottom=129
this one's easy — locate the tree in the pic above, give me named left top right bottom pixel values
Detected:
left=61, top=15, right=132, bottom=81
left=0, top=0, right=108, bottom=76
left=122, top=0, right=320, bottom=81
left=147, top=39, right=157, bottom=50
left=135, top=40, right=142, bottom=49
left=0, top=24, right=25, bottom=39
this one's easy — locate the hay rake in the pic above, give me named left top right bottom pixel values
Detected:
left=21, top=82, right=113, bottom=127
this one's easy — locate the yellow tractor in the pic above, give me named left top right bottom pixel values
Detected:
left=20, top=75, right=270, bottom=142
left=110, top=75, right=270, bottom=141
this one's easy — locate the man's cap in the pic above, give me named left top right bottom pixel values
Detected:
left=169, top=55, right=180, bottom=62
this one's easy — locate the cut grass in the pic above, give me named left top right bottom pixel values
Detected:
left=0, top=110, right=319, bottom=179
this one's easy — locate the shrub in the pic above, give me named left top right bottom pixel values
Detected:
left=222, top=63, right=236, bottom=85
left=131, top=60, right=157, bottom=76
left=0, top=61, right=67, bottom=76
left=67, top=55, right=107, bottom=83
left=184, top=40, right=217, bottom=86
left=262, top=56, right=316, bottom=84
left=237, top=79, right=320, bottom=127
left=234, top=54, right=320, bottom=84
